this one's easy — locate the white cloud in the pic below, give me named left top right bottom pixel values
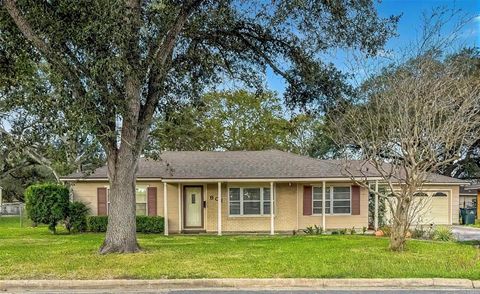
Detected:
left=473, top=15, right=480, bottom=23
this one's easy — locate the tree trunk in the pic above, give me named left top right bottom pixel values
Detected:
left=99, top=149, right=140, bottom=254
left=389, top=198, right=410, bottom=251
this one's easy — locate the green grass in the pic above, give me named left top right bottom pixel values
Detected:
left=1, top=216, right=480, bottom=280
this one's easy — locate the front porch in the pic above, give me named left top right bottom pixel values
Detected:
left=161, top=179, right=378, bottom=236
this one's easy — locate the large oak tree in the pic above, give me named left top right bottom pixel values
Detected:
left=1, top=0, right=398, bottom=253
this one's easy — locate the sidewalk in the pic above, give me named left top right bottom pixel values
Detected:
left=1, top=278, right=479, bottom=291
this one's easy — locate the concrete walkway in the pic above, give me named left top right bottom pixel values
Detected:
left=452, top=226, right=480, bottom=241
left=1, top=279, right=479, bottom=292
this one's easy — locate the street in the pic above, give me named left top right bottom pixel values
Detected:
left=9, top=289, right=480, bottom=294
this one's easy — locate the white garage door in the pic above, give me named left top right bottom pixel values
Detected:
left=424, top=192, right=450, bottom=225
left=385, top=191, right=450, bottom=225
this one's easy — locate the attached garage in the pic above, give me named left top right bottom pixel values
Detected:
left=385, top=189, right=453, bottom=226
left=420, top=191, right=450, bottom=225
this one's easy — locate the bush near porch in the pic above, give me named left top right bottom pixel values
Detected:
left=87, top=216, right=164, bottom=233
left=0, top=216, right=479, bottom=280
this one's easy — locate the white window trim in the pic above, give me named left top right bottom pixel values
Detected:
left=228, top=186, right=274, bottom=217
left=312, top=186, right=352, bottom=216
left=106, top=185, right=149, bottom=215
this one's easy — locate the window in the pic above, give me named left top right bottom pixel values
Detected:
left=313, top=187, right=330, bottom=214
left=433, top=192, right=447, bottom=197
left=414, top=192, right=428, bottom=197
left=332, top=187, right=350, bottom=214
left=135, top=186, right=147, bottom=215
left=229, top=187, right=273, bottom=216
left=312, top=186, right=351, bottom=215
left=106, top=186, right=148, bottom=216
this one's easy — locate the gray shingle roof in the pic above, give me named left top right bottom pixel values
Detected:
left=62, top=150, right=466, bottom=184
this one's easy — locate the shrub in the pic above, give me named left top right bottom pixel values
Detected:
left=87, top=216, right=109, bottom=232
left=350, top=227, right=356, bottom=235
left=24, top=183, right=70, bottom=234
left=412, top=226, right=427, bottom=239
left=339, top=228, right=347, bottom=235
left=136, top=216, right=164, bottom=233
left=65, top=201, right=90, bottom=233
left=362, top=226, right=367, bottom=235
left=303, top=225, right=323, bottom=235
left=432, top=226, right=455, bottom=242
left=87, top=215, right=165, bottom=233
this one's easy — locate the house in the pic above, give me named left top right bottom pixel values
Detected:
left=62, top=150, right=465, bottom=235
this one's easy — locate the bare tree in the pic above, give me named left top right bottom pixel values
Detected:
left=331, top=49, right=480, bottom=250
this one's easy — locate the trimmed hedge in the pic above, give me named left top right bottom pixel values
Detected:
left=87, top=216, right=164, bottom=233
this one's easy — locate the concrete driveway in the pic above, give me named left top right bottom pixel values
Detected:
left=452, top=226, right=480, bottom=241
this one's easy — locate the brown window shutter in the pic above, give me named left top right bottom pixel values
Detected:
left=97, top=187, right=107, bottom=216
left=303, top=185, right=312, bottom=216
left=351, top=185, right=360, bottom=215
left=147, top=187, right=157, bottom=216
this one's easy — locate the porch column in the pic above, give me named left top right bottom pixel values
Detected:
left=374, top=180, right=379, bottom=231
left=217, top=182, right=222, bottom=236
left=270, top=181, right=274, bottom=235
left=164, top=182, right=168, bottom=236
left=322, top=181, right=326, bottom=230
left=178, top=183, right=182, bottom=233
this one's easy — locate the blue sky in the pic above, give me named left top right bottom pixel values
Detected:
left=266, top=0, right=480, bottom=95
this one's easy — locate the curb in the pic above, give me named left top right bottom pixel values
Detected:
left=0, top=278, right=477, bottom=291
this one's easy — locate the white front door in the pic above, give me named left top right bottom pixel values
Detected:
left=184, top=187, right=203, bottom=228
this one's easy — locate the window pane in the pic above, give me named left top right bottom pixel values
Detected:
left=263, top=202, right=271, bottom=214
left=334, top=187, right=350, bottom=193
left=243, top=202, right=261, bottom=215
left=230, top=201, right=240, bottom=215
left=333, top=187, right=350, bottom=199
left=263, top=188, right=270, bottom=200
left=229, top=188, right=240, bottom=201
left=334, top=200, right=350, bottom=207
left=333, top=206, right=350, bottom=214
left=313, top=187, right=322, bottom=200
left=313, top=200, right=322, bottom=208
left=136, top=187, right=147, bottom=203
left=136, top=203, right=147, bottom=215
left=243, top=188, right=261, bottom=201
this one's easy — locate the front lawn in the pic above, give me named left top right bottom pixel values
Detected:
left=1, top=216, right=479, bottom=280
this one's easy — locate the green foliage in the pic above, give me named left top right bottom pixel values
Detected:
left=24, top=183, right=70, bottom=234
left=339, top=228, right=348, bottom=235
left=303, top=225, right=323, bottom=235
left=368, top=189, right=387, bottom=229
left=147, top=90, right=321, bottom=154
left=350, top=227, right=356, bottom=235
left=136, top=216, right=165, bottom=234
left=65, top=201, right=90, bottom=233
left=87, top=216, right=109, bottom=233
left=432, top=226, right=455, bottom=242
left=87, top=216, right=164, bottom=234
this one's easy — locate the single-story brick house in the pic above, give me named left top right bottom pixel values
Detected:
left=62, top=150, right=465, bottom=235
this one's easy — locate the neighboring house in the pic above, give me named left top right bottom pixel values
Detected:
left=459, top=186, right=477, bottom=209
left=61, top=150, right=465, bottom=235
